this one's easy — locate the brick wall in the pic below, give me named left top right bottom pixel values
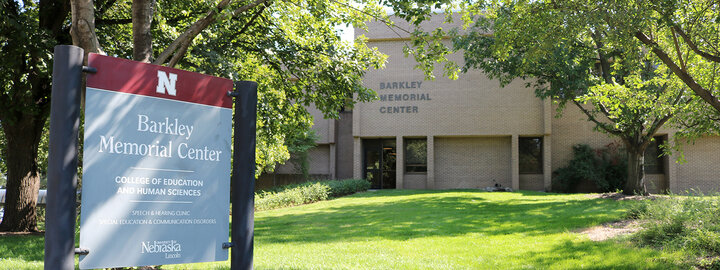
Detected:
left=675, top=136, right=720, bottom=193
left=403, top=174, right=427, bottom=189
left=520, top=174, right=544, bottom=191
left=434, top=137, right=511, bottom=189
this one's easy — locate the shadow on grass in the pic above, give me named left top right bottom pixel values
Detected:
left=255, top=189, right=628, bottom=244
left=507, top=239, right=682, bottom=269
left=0, top=234, right=45, bottom=262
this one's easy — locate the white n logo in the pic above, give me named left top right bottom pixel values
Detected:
left=156, top=70, right=178, bottom=96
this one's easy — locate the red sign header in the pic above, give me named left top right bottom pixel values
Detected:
left=86, top=53, right=233, bottom=108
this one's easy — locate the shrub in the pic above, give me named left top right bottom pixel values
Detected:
left=593, top=143, right=627, bottom=192
left=553, top=144, right=599, bottom=192
left=629, top=195, right=720, bottom=261
left=255, top=183, right=329, bottom=211
left=553, top=143, right=627, bottom=193
left=255, top=179, right=370, bottom=211
left=325, top=179, right=371, bottom=198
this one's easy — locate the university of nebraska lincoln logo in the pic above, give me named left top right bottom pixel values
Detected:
left=156, top=70, right=178, bottom=96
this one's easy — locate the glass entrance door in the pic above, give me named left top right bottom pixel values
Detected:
left=363, top=139, right=396, bottom=189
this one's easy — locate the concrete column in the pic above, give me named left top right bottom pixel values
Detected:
left=329, top=144, right=336, bottom=179
left=543, top=97, right=553, bottom=192
left=396, top=136, right=404, bottom=189
left=352, top=94, right=360, bottom=136
left=543, top=98, right=552, bottom=134
left=328, top=116, right=336, bottom=144
left=427, top=136, right=435, bottom=189
left=511, top=134, right=520, bottom=190
left=667, top=133, right=677, bottom=193
left=353, top=137, right=362, bottom=179
left=543, top=134, right=552, bottom=191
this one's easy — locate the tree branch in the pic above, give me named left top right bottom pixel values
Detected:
left=70, top=0, right=105, bottom=55
left=670, top=27, right=686, bottom=71
left=235, top=1, right=267, bottom=36
left=635, top=31, right=720, bottom=112
left=572, top=100, right=623, bottom=136
left=165, top=0, right=271, bottom=67
left=132, top=0, right=155, bottom=62
left=154, top=0, right=233, bottom=66
left=96, top=0, right=118, bottom=15
left=39, top=0, right=71, bottom=37
left=673, top=25, right=720, bottom=63
left=592, top=30, right=612, bottom=84
left=231, top=0, right=271, bottom=17
left=96, top=18, right=132, bottom=25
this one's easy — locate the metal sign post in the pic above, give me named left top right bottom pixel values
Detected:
left=45, top=45, right=83, bottom=270
left=230, top=81, right=257, bottom=270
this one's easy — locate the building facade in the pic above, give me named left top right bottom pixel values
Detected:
left=258, top=16, right=720, bottom=194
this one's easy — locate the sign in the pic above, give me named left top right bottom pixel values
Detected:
left=79, top=54, right=233, bottom=269
left=376, top=81, right=431, bottom=114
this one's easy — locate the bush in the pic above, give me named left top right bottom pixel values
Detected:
left=553, top=143, right=627, bottom=193
left=628, top=195, right=720, bottom=261
left=553, top=145, right=599, bottom=192
left=255, top=179, right=370, bottom=211
left=593, top=143, right=627, bottom=192
left=325, top=179, right=371, bottom=198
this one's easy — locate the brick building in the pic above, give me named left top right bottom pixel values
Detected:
left=257, top=15, right=720, bottom=194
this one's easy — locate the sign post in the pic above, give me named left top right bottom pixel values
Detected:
left=230, top=81, right=258, bottom=270
left=45, top=45, right=83, bottom=270
left=79, top=54, right=234, bottom=269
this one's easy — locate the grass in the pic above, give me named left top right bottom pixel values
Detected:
left=0, top=232, right=45, bottom=269
left=1, top=190, right=688, bottom=269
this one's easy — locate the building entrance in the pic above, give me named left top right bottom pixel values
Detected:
left=363, top=139, right=396, bottom=189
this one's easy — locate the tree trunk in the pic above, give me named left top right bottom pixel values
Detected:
left=0, top=114, right=47, bottom=232
left=132, top=0, right=155, bottom=62
left=70, top=0, right=104, bottom=56
left=624, top=148, right=647, bottom=195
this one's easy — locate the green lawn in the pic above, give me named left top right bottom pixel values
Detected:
left=1, top=190, right=686, bottom=269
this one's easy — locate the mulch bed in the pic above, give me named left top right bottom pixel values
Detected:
left=586, top=192, right=665, bottom=201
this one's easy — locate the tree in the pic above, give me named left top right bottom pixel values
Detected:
left=0, top=0, right=71, bottom=232
left=0, top=0, right=461, bottom=232
left=454, top=1, right=692, bottom=195
left=631, top=0, right=720, bottom=120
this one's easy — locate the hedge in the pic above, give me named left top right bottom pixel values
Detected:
left=255, top=179, right=370, bottom=211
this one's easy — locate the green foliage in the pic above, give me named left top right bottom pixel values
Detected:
left=254, top=179, right=370, bottom=211
left=553, top=144, right=627, bottom=193
left=323, top=178, right=371, bottom=198
left=554, top=145, right=599, bottom=193
left=455, top=1, right=689, bottom=194
left=286, top=130, right=319, bottom=180
left=0, top=122, right=5, bottom=188
left=593, top=143, right=628, bottom=192
left=255, top=182, right=330, bottom=211
left=455, top=0, right=720, bottom=148
left=629, top=195, right=720, bottom=264
left=699, top=257, right=720, bottom=270
left=94, top=0, right=395, bottom=175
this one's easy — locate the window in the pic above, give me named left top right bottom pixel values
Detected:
left=519, top=137, right=543, bottom=174
left=404, top=138, right=427, bottom=173
left=644, top=136, right=665, bottom=174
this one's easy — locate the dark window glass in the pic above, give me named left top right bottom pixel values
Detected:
left=519, top=137, right=543, bottom=174
left=644, top=136, right=665, bottom=174
left=404, top=138, right=427, bottom=173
